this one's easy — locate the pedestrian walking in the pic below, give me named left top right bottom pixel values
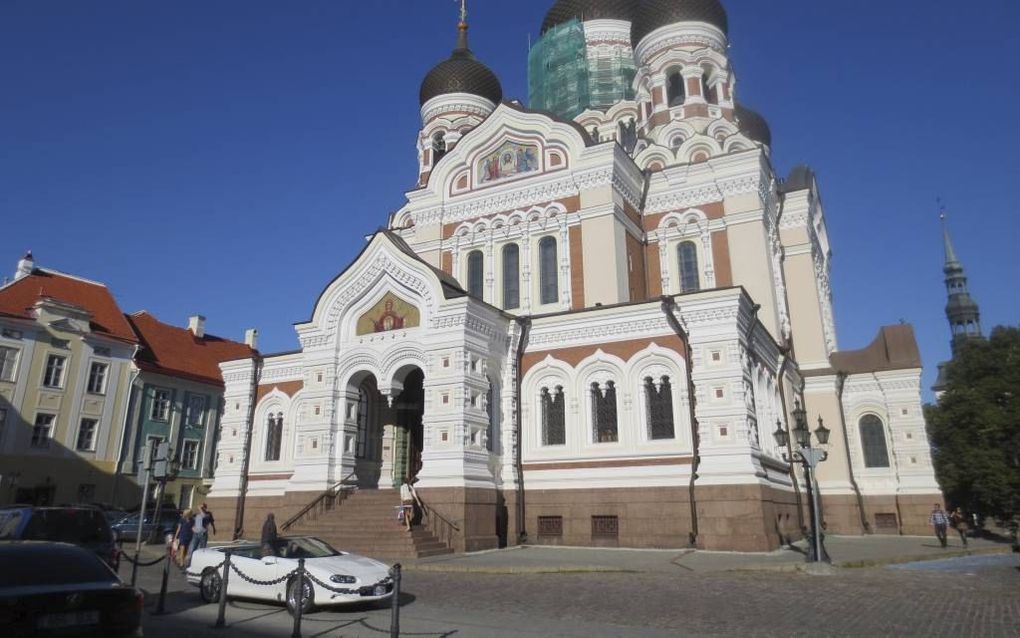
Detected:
left=929, top=503, right=950, bottom=548
left=950, top=507, right=969, bottom=547
left=399, top=478, right=420, bottom=532
left=187, top=502, right=217, bottom=563
left=260, top=513, right=278, bottom=557
left=173, top=509, right=195, bottom=567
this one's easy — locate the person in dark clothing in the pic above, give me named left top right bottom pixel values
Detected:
left=260, top=513, right=278, bottom=557
left=173, top=509, right=195, bottom=567
left=950, top=508, right=969, bottom=547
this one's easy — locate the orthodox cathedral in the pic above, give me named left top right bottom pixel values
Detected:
left=208, top=0, right=942, bottom=553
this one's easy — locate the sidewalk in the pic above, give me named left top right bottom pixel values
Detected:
left=405, top=534, right=1013, bottom=575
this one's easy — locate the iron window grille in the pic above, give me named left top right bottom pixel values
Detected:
left=591, top=382, right=619, bottom=443
left=645, top=376, right=676, bottom=440
left=541, top=387, right=566, bottom=446
left=538, top=516, right=563, bottom=537
left=591, top=515, right=619, bottom=539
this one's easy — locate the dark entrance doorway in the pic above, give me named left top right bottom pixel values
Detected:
left=393, top=368, right=425, bottom=486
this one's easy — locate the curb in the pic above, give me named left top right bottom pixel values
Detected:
left=403, top=564, right=637, bottom=575
left=838, top=546, right=1012, bottom=569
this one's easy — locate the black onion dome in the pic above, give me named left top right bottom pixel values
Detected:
left=419, top=44, right=503, bottom=107
left=541, top=0, right=637, bottom=34
left=631, top=0, right=729, bottom=45
left=735, top=103, right=771, bottom=147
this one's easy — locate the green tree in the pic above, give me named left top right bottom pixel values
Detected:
left=926, top=327, right=1020, bottom=523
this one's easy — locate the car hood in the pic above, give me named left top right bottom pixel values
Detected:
left=302, top=554, right=390, bottom=582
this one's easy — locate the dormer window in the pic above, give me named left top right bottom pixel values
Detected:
left=667, top=70, right=685, bottom=106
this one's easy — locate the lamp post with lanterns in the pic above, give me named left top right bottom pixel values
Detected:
left=773, top=399, right=831, bottom=563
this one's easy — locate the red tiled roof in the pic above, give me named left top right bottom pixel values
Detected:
left=829, top=325, right=923, bottom=374
left=127, top=311, right=254, bottom=387
left=0, top=269, right=138, bottom=343
left=257, top=381, right=304, bottom=402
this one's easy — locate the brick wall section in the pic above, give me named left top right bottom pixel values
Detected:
left=256, top=380, right=304, bottom=403
left=626, top=233, right=647, bottom=302
left=441, top=251, right=453, bottom=277
left=711, top=229, right=733, bottom=288
left=569, top=225, right=585, bottom=309
left=645, top=242, right=662, bottom=297
left=522, top=335, right=686, bottom=377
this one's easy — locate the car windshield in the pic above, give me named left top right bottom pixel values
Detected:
left=21, top=509, right=111, bottom=544
left=0, top=510, right=25, bottom=540
left=272, top=537, right=341, bottom=559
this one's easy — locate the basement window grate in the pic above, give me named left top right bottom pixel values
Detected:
left=591, top=515, right=619, bottom=538
left=537, top=516, right=563, bottom=537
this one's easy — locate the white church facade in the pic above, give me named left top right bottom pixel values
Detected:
left=207, top=0, right=941, bottom=553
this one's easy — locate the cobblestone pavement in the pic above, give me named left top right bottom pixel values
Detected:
left=138, top=553, right=1020, bottom=638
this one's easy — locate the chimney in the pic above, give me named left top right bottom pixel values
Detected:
left=244, top=328, right=259, bottom=350
left=14, top=251, right=34, bottom=281
left=188, top=315, right=206, bottom=338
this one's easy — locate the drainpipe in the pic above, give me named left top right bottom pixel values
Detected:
left=661, top=297, right=700, bottom=547
left=837, top=371, right=869, bottom=533
left=233, top=351, right=263, bottom=540
left=513, top=317, right=531, bottom=544
left=111, top=347, right=141, bottom=507
left=775, top=350, right=805, bottom=532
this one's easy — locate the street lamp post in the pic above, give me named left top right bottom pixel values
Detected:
left=773, top=400, right=831, bottom=563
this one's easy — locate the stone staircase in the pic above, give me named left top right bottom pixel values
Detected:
left=286, top=488, right=453, bottom=560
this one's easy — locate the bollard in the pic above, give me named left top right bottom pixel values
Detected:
left=154, top=546, right=170, bottom=615
left=130, top=547, right=141, bottom=587
left=214, top=550, right=232, bottom=629
left=389, top=563, right=401, bottom=638
left=291, top=558, right=305, bottom=638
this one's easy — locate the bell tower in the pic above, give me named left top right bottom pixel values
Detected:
left=940, top=211, right=982, bottom=355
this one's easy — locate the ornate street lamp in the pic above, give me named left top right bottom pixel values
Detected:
left=773, top=399, right=831, bottom=563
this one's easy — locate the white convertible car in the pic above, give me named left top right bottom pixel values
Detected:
left=187, top=536, right=393, bottom=614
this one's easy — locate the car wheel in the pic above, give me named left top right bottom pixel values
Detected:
left=199, top=569, right=222, bottom=604
left=286, top=576, right=314, bottom=616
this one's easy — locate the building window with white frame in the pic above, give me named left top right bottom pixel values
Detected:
left=150, top=388, right=171, bottom=421
left=539, top=236, right=558, bottom=305
left=42, top=354, right=67, bottom=388
left=179, top=484, right=194, bottom=509
left=502, top=243, right=520, bottom=310
left=265, top=412, right=283, bottom=462
left=86, top=361, right=108, bottom=395
left=678, top=241, right=700, bottom=293
left=859, top=414, right=891, bottom=468
left=541, top=386, right=565, bottom=446
left=186, top=394, right=206, bottom=427
left=181, top=439, right=199, bottom=470
left=0, top=346, right=20, bottom=382
left=32, top=414, right=54, bottom=448
left=467, top=250, right=484, bottom=299
left=591, top=381, right=619, bottom=443
left=644, top=376, right=676, bottom=440
left=146, top=435, right=164, bottom=460
left=76, top=418, right=98, bottom=451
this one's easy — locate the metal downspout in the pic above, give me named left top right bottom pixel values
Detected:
left=661, top=297, right=700, bottom=547
left=513, top=317, right=532, bottom=544
left=837, top=371, right=869, bottom=533
left=233, top=351, right=263, bottom=540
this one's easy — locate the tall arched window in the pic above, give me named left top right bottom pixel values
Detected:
left=432, top=132, right=447, bottom=164
left=702, top=72, right=716, bottom=105
left=591, top=381, right=619, bottom=443
left=667, top=70, right=686, bottom=106
left=645, top=376, right=676, bottom=440
left=467, top=250, right=484, bottom=299
left=859, top=415, right=890, bottom=468
left=502, top=243, right=520, bottom=310
left=541, top=386, right=565, bottom=446
left=678, top=241, right=700, bottom=293
left=265, top=412, right=283, bottom=462
left=539, top=236, right=558, bottom=305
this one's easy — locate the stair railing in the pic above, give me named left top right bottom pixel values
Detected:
left=416, top=495, right=460, bottom=550
left=282, top=470, right=359, bottom=532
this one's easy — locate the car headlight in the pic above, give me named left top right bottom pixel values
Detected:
left=329, top=574, right=357, bottom=584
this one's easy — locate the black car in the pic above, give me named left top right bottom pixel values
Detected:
left=0, top=542, right=142, bottom=637
left=0, top=506, right=119, bottom=570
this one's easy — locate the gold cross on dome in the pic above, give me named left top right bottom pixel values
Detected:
left=458, top=0, right=467, bottom=25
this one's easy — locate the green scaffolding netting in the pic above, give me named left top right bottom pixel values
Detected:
left=528, top=18, right=636, bottom=121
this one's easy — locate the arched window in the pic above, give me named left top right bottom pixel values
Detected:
left=541, top=386, right=566, bottom=446
left=678, top=241, right=700, bottom=293
left=591, top=381, right=619, bottom=443
left=432, top=132, right=447, bottom=164
left=667, top=70, right=686, bottom=106
left=502, top=243, right=520, bottom=310
left=859, top=415, right=890, bottom=468
left=265, top=412, right=283, bottom=462
left=467, top=250, right=484, bottom=299
left=645, top=376, right=676, bottom=440
left=702, top=72, right=716, bottom=105
left=539, top=236, right=558, bottom=305
left=356, top=386, right=369, bottom=459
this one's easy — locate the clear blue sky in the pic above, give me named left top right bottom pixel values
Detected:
left=3, top=1, right=1018, bottom=399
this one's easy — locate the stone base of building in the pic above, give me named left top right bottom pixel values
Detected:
left=819, top=493, right=945, bottom=538
left=694, top=483, right=802, bottom=552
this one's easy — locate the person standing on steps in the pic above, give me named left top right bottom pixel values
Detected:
left=929, top=503, right=950, bottom=548
left=399, top=478, right=420, bottom=532
left=260, top=513, right=278, bottom=557
left=950, top=507, right=969, bottom=547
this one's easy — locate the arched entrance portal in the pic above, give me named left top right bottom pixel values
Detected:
left=348, top=367, right=425, bottom=489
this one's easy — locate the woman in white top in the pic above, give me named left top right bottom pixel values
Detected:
left=399, top=479, right=419, bottom=531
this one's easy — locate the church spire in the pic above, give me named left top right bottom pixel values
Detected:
left=456, top=0, right=470, bottom=52
left=939, top=208, right=982, bottom=355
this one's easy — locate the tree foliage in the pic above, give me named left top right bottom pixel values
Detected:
left=926, top=327, right=1020, bottom=522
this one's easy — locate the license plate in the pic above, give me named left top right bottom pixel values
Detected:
left=37, top=610, right=100, bottom=629
left=373, top=585, right=387, bottom=596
